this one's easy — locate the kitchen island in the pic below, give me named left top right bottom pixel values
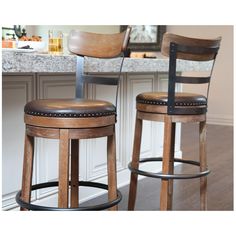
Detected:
left=2, top=51, right=211, bottom=210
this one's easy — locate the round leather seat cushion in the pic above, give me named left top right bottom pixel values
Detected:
left=24, top=99, right=116, bottom=118
left=137, top=92, right=207, bottom=107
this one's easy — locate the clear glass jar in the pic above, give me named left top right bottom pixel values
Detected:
left=48, top=30, right=63, bottom=54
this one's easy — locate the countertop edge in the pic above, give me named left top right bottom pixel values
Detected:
left=2, top=51, right=213, bottom=73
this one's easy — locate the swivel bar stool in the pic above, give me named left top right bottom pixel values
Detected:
left=16, top=27, right=131, bottom=211
left=128, top=32, right=221, bottom=210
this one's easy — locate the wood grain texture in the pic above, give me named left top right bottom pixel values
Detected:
left=20, top=133, right=34, bottom=211
left=137, top=111, right=206, bottom=123
left=58, top=129, right=70, bottom=208
left=68, top=27, right=131, bottom=58
left=25, top=114, right=115, bottom=128
left=22, top=123, right=118, bottom=210
left=70, top=139, right=79, bottom=208
left=69, top=126, right=114, bottom=139
left=199, top=121, right=207, bottom=210
left=161, top=32, right=221, bottom=61
left=160, top=116, right=176, bottom=210
left=128, top=115, right=143, bottom=210
left=167, top=122, right=176, bottom=209
left=26, top=125, right=59, bottom=139
left=107, top=128, right=118, bottom=211
left=26, top=125, right=114, bottom=140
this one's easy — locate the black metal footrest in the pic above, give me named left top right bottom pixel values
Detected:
left=128, top=157, right=210, bottom=180
left=16, top=181, right=122, bottom=211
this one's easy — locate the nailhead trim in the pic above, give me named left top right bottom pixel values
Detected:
left=24, top=110, right=116, bottom=118
left=137, top=99, right=207, bottom=106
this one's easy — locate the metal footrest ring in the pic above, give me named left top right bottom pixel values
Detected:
left=16, top=181, right=122, bottom=211
left=128, top=157, right=210, bottom=180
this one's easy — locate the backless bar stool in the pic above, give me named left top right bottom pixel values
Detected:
left=16, top=27, right=131, bottom=211
left=128, top=32, right=221, bottom=210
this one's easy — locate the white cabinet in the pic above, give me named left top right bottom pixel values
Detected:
left=2, top=73, right=77, bottom=209
left=2, top=74, right=36, bottom=209
left=126, top=73, right=159, bottom=163
left=2, top=72, right=181, bottom=210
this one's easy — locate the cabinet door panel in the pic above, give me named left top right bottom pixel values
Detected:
left=2, top=74, right=35, bottom=209
left=126, top=73, right=159, bottom=165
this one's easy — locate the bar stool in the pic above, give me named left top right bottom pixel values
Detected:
left=16, top=27, right=131, bottom=211
left=128, top=32, right=221, bottom=210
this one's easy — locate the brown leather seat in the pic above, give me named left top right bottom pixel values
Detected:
left=128, top=32, right=221, bottom=211
left=17, top=27, right=131, bottom=211
left=136, top=92, right=207, bottom=114
left=24, top=99, right=116, bottom=118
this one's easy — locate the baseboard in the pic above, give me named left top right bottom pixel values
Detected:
left=207, top=113, right=233, bottom=126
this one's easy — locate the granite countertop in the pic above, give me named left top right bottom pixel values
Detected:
left=2, top=51, right=212, bottom=73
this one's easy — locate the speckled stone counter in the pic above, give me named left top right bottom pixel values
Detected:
left=2, top=51, right=212, bottom=73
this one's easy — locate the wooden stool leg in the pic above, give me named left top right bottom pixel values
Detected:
left=160, top=116, right=175, bottom=211
left=199, top=121, right=207, bottom=210
left=107, top=127, right=118, bottom=211
left=20, top=132, right=34, bottom=211
left=167, top=122, right=176, bottom=209
left=128, top=115, right=143, bottom=210
left=71, top=139, right=79, bottom=208
left=58, top=129, right=70, bottom=208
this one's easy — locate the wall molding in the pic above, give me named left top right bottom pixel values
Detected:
left=207, top=113, right=233, bottom=126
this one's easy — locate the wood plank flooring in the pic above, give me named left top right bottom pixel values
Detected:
left=82, top=124, right=233, bottom=210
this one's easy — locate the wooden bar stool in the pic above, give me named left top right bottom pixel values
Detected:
left=128, top=32, right=221, bottom=211
left=16, top=27, right=131, bottom=211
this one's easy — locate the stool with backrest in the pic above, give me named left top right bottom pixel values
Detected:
left=128, top=32, right=221, bottom=210
left=16, top=27, right=131, bottom=211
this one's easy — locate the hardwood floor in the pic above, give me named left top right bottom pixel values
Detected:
left=173, top=123, right=233, bottom=210
left=82, top=124, right=233, bottom=210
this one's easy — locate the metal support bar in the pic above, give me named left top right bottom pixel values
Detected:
left=16, top=181, right=122, bottom=211
left=128, top=157, right=210, bottom=180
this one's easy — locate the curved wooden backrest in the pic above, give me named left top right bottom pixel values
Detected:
left=68, top=27, right=131, bottom=58
left=161, top=32, right=221, bottom=61
left=71, top=27, right=132, bottom=101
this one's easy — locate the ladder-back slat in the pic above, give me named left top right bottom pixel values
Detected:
left=175, top=76, right=211, bottom=84
left=162, top=33, right=221, bottom=61
left=83, top=75, right=119, bottom=85
left=161, top=32, right=221, bottom=115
